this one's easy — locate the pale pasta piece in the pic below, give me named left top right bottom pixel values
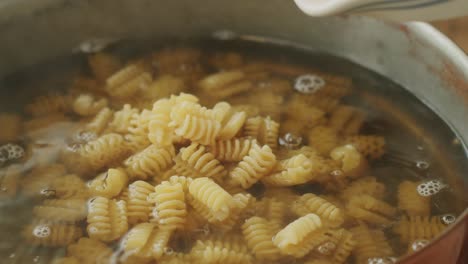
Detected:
left=262, top=154, right=313, bottom=186
left=105, top=64, right=152, bottom=99
left=198, top=71, right=252, bottom=99
left=87, top=197, right=128, bottom=242
left=212, top=102, right=247, bottom=140
left=229, top=143, right=276, bottom=189
left=22, top=221, right=82, bottom=247
left=398, top=180, right=431, bottom=217
left=272, top=213, right=323, bottom=257
left=125, top=181, right=154, bottom=224
left=149, top=181, right=187, bottom=230
left=346, top=194, right=397, bottom=225
left=66, top=237, right=113, bottom=264
left=344, top=135, right=386, bottom=160
left=34, top=199, right=87, bottom=222
left=148, top=99, right=175, bottom=146
left=123, top=223, right=158, bottom=259
left=284, top=99, right=326, bottom=128
left=87, top=52, right=121, bottom=81
left=330, top=229, right=356, bottom=264
left=209, top=138, right=255, bottom=162
left=87, top=168, right=128, bottom=198
left=25, top=94, right=72, bottom=117
left=191, top=235, right=253, bottom=264
left=167, top=175, right=193, bottom=194
left=242, top=216, right=281, bottom=261
left=72, top=94, right=108, bottom=117
left=243, top=116, right=279, bottom=150
left=108, top=104, right=139, bottom=134
left=84, top=107, right=114, bottom=135
left=393, top=216, right=446, bottom=243
left=330, top=144, right=368, bottom=179
left=174, top=143, right=226, bottom=180
left=307, top=126, right=340, bottom=156
left=188, top=177, right=236, bottom=221
left=78, top=133, right=129, bottom=171
left=340, top=176, right=386, bottom=201
left=124, top=144, right=175, bottom=180
left=210, top=192, right=254, bottom=231
left=0, top=113, right=22, bottom=143
left=350, top=224, right=394, bottom=264
left=292, top=193, right=344, bottom=227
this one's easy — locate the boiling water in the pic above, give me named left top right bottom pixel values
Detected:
left=0, top=38, right=466, bottom=263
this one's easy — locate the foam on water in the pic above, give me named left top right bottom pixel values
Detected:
left=279, top=133, right=303, bottom=149
left=416, top=180, right=447, bottom=197
left=411, top=239, right=430, bottom=252
left=294, top=74, right=325, bottom=94
left=33, top=225, right=51, bottom=238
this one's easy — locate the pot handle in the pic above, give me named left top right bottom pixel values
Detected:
left=294, top=0, right=468, bottom=22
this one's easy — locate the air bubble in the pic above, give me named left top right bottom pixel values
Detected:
left=367, top=257, right=397, bottom=264
left=440, top=214, right=456, bottom=225
left=294, top=74, right=325, bottom=94
left=317, top=241, right=336, bottom=255
left=33, top=225, right=51, bottom=238
left=33, top=256, right=40, bottom=263
left=212, top=30, right=238, bottom=40
left=279, top=133, right=303, bottom=149
left=74, top=38, right=117, bottom=53
left=164, top=247, right=174, bottom=255
left=415, top=161, right=430, bottom=170
left=0, top=143, right=24, bottom=161
left=411, top=239, right=429, bottom=251
left=416, top=180, right=447, bottom=197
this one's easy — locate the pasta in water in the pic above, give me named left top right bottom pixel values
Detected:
left=1, top=45, right=461, bottom=264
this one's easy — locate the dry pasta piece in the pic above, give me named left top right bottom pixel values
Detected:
left=272, top=213, right=323, bottom=257
left=344, top=135, right=386, bottom=160
left=243, top=116, right=279, bottom=150
left=72, top=94, right=108, bottom=117
left=170, top=101, right=221, bottom=145
left=86, top=197, right=128, bottom=242
left=149, top=181, right=187, bottom=230
left=198, top=71, right=252, bottom=99
left=188, top=177, right=236, bottom=221
left=144, top=75, right=186, bottom=101
left=87, top=52, right=121, bottom=81
left=33, top=199, right=87, bottom=222
left=105, top=64, right=152, bottom=99
left=209, top=138, right=255, bottom=162
left=330, top=144, right=368, bottom=179
left=393, top=216, right=447, bottom=243
left=242, top=216, right=281, bottom=260
left=66, top=237, right=112, bottom=264
left=0, top=113, right=22, bottom=143
left=346, top=194, right=397, bottom=225
left=292, top=193, right=344, bottom=227
left=398, top=180, right=431, bottom=217
left=22, top=221, right=82, bottom=247
left=125, top=181, right=154, bottom=225
left=191, top=235, right=253, bottom=264
left=78, top=133, right=129, bottom=171
left=307, top=126, right=340, bottom=156
left=124, top=144, right=175, bottom=180
left=340, top=176, right=386, bottom=201
left=87, top=168, right=128, bottom=198
left=229, top=143, right=276, bottom=188
left=212, top=102, right=247, bottom=140
left=108, top=104, right=139, bottom=134
left=350, top=224, right=394, bottom=264
left=84, top=107, right=113, bottom=135
left=174, top=143, right=226, bottom=180
left=25, top=94, right=72, bottom=117
left=262, top=154, right=313, bottom=186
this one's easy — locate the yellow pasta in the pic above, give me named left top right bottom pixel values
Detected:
left=87, top=52, right=121, bottom=81
left=346, top=194, right=397, bottom=225
left=66, top=237, right=112, bottom=264
left=331, top=228, right=356, bottom=264
left=174, top=143, right=226, bottom=180
left=212, top=102, right=247, bottom=140
left=50, top=174, right=90, bottom=199
left=330, top=144, right=368, bottom=179
left=284, top=99, right=326, bottom=127
left=108, top=104, right=139, bottom=134
left=262, top=154, right=313, bottom=186
left=188, top=177, right=236, bottom=221
left=20, top=164, right=67, bottom=198
left=307, top=126, right=340, bottom=156
left=86, top=197, right=128, bottom=241
left=87, top=168, right=128, bottom=198
left=0, top=113, right=22, bottom=143
left=393, top=216, right=447, bottom=243
left=398, top=180, right=431, bottom=217
left=25, top=94, right=72, bottom=117
left=105, top=64, right=152, bottom=99
left=344, top=135, right=386, bottom=160
left=33, top=199, right=87, bottom=222
left=350, top=224, right=394, bottom=264
left=243, top=116, right=279, bottom=150
left=328, top=106, right=362, bottom=133
left=198, top=71, right=252, bottom=99
left=83, top=107, right=113, bottom=135
left=72, top=94, right=108, bottom=117
left=191, top=235, right=253, bottom=264
left=124, top=144, right=175, bottom=180
left=123, top=223, right=157, bottom=259
left=150, top=181, right=187, bottom=230
left=125, top=181, right=154, bottom=224
left=229, top=143, right=276, bottom=188
left=125, top=109, right=153, bottom=151
left=22, top=221, right=82, bottom=247
left=272, top=213, right=323, bottom=257
left=78, top=133, right=129, bottom=171
left=242, top=216, right=281, bottom=260
left=209, top=52, right=244, bottom=70
left=209, top=138, right=255, bottom=162
left=210, top=192, right=253, bottom=231
left=292, top=193, right=344, bottom=227
left=340, top=176, right=386, bottom=201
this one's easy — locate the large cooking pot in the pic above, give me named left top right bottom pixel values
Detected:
left=0, top=0, right=467, bottom=263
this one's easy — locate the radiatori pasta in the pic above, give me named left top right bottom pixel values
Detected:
left=3, top=46, right=458, bottom=264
